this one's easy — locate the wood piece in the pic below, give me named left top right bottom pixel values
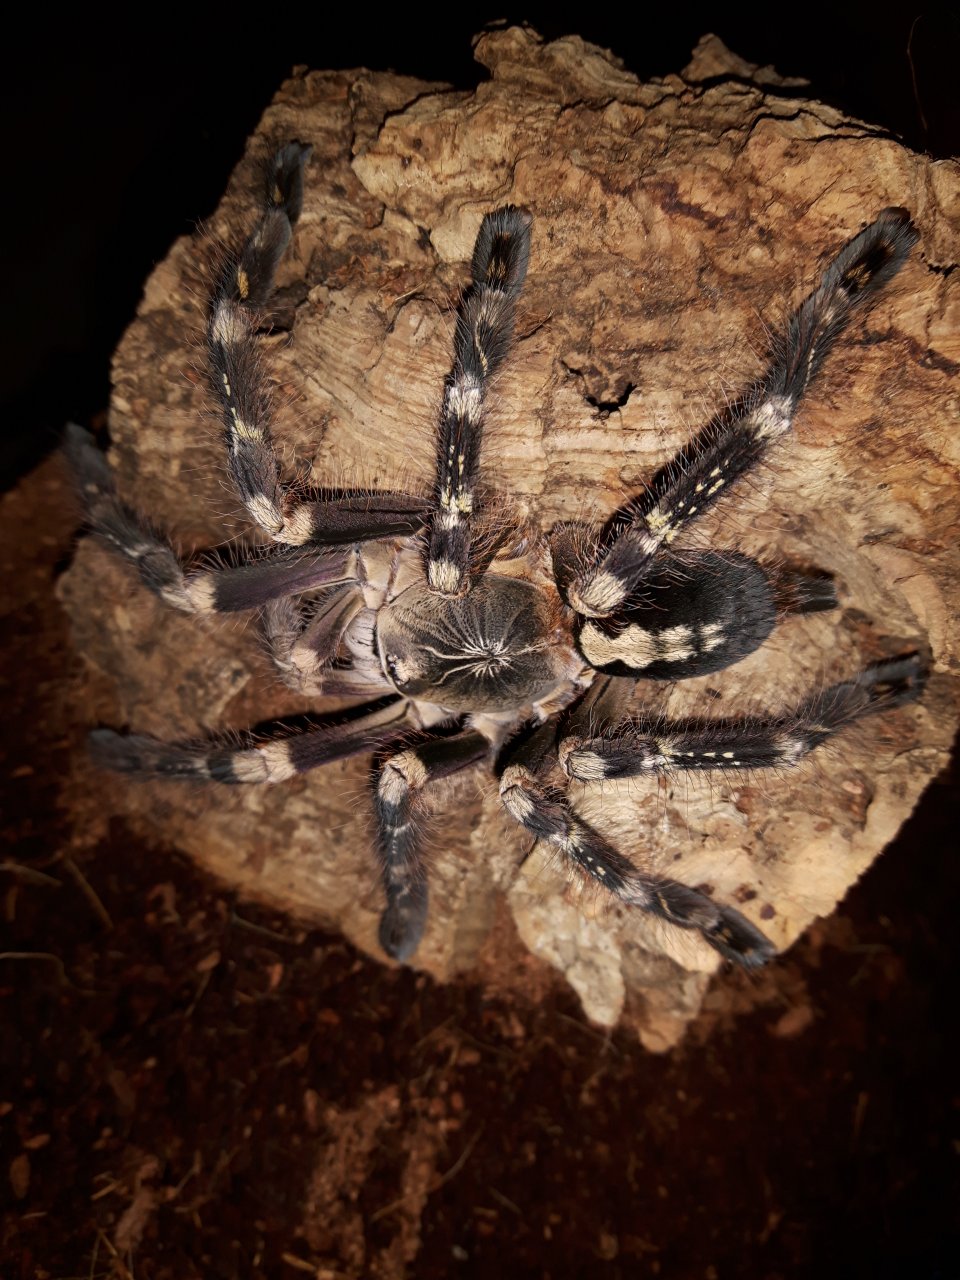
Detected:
left=60, top=28, right=959, bottom=1048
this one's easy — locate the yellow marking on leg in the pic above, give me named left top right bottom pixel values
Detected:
left=428, top=557, right=463, bottom=595
left=645, top=506, right=673, bottom=534
left=231, top=415, right=264, bottom=442
left=211, top=301, right=246, bottom=346
left=248, top=494, right=284, bottom=535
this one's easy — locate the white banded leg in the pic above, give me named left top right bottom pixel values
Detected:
left=568, top=209, right=919, bottom=618
left=559, top=655, right=927, bottom=781
left=425, top=207, right=532, bottom=596
left=375, top=729, right=489, bottom=961
left=498, top=750, right=775, bottom=968
left=207, top=146, right=431, bottom=548
left=67, top=424, right=358, bottom=614
left=90, top=698, right=410, bottom=785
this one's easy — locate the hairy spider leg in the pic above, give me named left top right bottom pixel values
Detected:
left=208, top=143, right=430, bottom=546
left=90, top=699, right=411, bottom=786
left=558, top=655, right=927, bottom=780
left=498, top=720, right=776, bottom=967
left=426, top=207, right=532, bottom=596
left=567, top=208, right=920, bottom=619
left=66, top=424, right=356, bottom=614
left=375, top=729, right=490, bottom=960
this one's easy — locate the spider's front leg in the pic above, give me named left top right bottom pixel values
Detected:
left=425, top=207, right=532, bottom=596
left=562, top=208, right=919, bottom=629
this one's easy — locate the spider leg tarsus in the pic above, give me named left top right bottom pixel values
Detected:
left=88, top=729, right=208, bottom=779
left=644, top=880, right=778, bottom=968
left=770, top=566, right=838, bottom=616
left=378, top=880, right=429, bottom=963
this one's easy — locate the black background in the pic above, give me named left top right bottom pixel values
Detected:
left=1, top=4, right=957, bottom=489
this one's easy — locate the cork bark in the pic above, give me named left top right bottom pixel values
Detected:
left=60, top=28, right=960, bottom=1048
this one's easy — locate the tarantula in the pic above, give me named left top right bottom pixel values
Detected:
left=70, top=141, right=925, bottom=968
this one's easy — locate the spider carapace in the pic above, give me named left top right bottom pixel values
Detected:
left=72, top=141, right=926, bottom=970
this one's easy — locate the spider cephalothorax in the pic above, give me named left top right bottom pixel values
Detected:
left=71, top=141, right=925, bottom=969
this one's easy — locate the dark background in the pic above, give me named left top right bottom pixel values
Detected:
left=1, top=4, right=958, bottom=489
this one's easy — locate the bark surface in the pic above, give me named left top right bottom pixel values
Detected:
left=61, top=28, right=960, bottom=1047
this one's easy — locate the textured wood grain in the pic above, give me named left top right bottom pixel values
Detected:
left=60, top=28, right=960, bottom=1047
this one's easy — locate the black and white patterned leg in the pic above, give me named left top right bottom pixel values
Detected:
left=206, top=145, right=431, bottom=547
left=375, top=730, right=490, bottom=961
left=425, top=207, right=531, bottom=596
left=574, top=552, right=780, bottom=679
left=559, top=654, right=927, bottom=781
left=91, top=698, right=410, bottom=785
left=67, top=423, right=359, bottom=613
left=567, top=209, right=919, bottom=618
left=498, top=751, right=775, bottom=967
left=207, top=143, right=310, bottom=539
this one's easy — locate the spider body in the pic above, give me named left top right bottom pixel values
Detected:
left=73, top=141, right=926, bottom=974
left=376, top=569, right=575, bottom=714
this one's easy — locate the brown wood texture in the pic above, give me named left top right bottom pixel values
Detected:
left=60, top=28, right=960, bottom=1048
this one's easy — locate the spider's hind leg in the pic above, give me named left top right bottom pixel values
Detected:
left=375, top=729, right=490, bottom=961
left=498, top=719, right=775, bottom=967
left=66, top=424, right=357, bottom=614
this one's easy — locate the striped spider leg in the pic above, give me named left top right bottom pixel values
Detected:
left=425, top=206, right=532, bottom=596
left=560, top=208, right=920, bottom=682
left=209, top=141, right=430, bottom=549
left=500, top=656, right=926, bottom=965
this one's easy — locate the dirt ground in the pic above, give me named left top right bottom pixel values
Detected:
left=2, top=456, right=957, bottom=1279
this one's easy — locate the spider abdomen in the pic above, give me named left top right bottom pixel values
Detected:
left=376, top=575, right=571, bottom=714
